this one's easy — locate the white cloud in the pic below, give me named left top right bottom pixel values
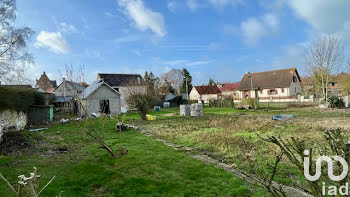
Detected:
left=81, top=16, right=89, bottom=29
left=114, top=35, right=144, bottom=45
left=241, top=13, right=279, bottom=46
left=163, top=59, right=211, bottom=67
left=59, top=22, right=79, bottom=33
left=263, top=13, right=279, bottom=32
left=272, top=43, right=307, bottom=73
left=84, top=49, right=104, bottom=60
left=241, top=18, right=267, bottom=46
left=187, top=0, right=199, bottom=12
left=118, top=0, right=166, bottom=37
left=167, top=1, right=177, bottom=13
left=286, top=0, right=350, bottom=33
left=208, top=0, right=244, bottom=7
left=104, top=12, right=117, bottom=18
left=286, top=0, right=350, bottom=42
left=34, top=31, right=70, bottom=54
left=131, top=49, right=142, bottom=56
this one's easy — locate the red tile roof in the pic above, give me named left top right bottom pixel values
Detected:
left=220, top=83, right=240, bottom=92
left=194, top=85, right=221, bottom=94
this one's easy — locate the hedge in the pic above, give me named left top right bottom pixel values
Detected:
left=0, top=86, right=44, bottom=112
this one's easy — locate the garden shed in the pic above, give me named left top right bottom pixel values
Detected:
left=78, top=80, right=121, bottom=116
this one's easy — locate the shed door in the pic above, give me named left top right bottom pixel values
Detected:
left=99, top=100, right=110, bottom=114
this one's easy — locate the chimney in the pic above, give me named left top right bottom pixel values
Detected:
left=63, top=78, right=66, bottom=97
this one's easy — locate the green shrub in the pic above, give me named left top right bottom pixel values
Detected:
left=240, top=98, right=259, bottom=109
left=329, top=95, right=345, bottom=108
left=0, top=86, right=44, bottom=112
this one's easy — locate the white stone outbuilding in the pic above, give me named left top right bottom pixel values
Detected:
left=189, top=85, right=222, bottom=103
left=78, top=80, right=121, bottom=116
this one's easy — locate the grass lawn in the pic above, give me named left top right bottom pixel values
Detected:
left=0, top=118, right=253, bottom=197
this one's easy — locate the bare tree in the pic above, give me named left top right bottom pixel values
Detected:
left=125, top=79, right=158, bottom=120
left=58, top=65, right=117, bottom=157
left=157, top=69, right=183, bottom=94
left=304, top=34, right=344, bottom=104
left=0, top=0, right=34, bottom=84
left=58, top=64, right=87, bottom=83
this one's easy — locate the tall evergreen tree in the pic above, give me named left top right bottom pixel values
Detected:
left=208, top=78, right=216, bottom=85
left=180, top=68, right=192, bottom=94
left=144, top=71, right=158, bottom=93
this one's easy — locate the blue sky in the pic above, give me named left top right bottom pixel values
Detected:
left=16, top=0, right=350, bottom=85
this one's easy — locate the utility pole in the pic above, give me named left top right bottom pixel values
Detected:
left=185, top=77, right=189, bottom=100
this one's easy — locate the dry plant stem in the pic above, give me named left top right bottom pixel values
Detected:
left=0, top=173, right=18, bottom=195
left=78, top=124, right=115, bottom=157
left=36, top=176, right=56, bottom=197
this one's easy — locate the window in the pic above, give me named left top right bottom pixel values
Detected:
left=281, top=88, right=284, bottom=93
left=293, top=76, right=297, bottom=83
left=269, top=89, right=277, bottom=95
left=114, top=87, right=119, bottom=92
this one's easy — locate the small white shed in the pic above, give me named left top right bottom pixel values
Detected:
left=78, top=80, right=121, bottom=116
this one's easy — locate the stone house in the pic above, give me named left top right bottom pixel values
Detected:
left=189, top=85, right=222, bottom=103
left=35, top=72, right=57, bottom=93
left=97, top=73, right=146, bottom=110
left=78, top=80, right=121, bottom=116
left=54, top=78, right=85, bottom=112
left=237, top=68, right=302, bottom=102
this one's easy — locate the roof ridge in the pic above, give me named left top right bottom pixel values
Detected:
left=246, top=67, right=296, bottom=75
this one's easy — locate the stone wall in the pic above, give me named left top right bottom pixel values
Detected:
left=0, top=110, right=27, bottom=142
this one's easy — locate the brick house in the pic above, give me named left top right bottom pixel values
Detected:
left=35, top=72, right=57, bottom=93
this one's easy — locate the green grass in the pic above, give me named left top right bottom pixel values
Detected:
left=0, top=119, right=252, bottom=197
left=126, top=106, right=350, bottom=192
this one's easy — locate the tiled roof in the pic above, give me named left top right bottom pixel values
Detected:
left=50, top=80, right=57, bottom=88
left=194, top=85, right=221, bottom=94
left=79, top=80, right=119, bottom=99
left=97, top=73, right=145, bottom=86
left=67, top=81, right=85, bottom=92
left=220, top=83, right=240, bottom=92
left=238, top=68, right=300, bottom=90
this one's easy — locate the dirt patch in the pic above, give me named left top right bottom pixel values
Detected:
left=0, top=131, right=36, bottom=155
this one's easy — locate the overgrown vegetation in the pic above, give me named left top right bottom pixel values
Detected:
left=128, top=107, right=350, bottom=195
left=0, top=86, right=44, bottom=112
left=329, top=95, right=345, bottom=108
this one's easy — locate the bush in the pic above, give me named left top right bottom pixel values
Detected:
left=0, top=87, right=44, bottom=112
left=329, top=95, right=345, bottom=108
left=240, top=98, right=259, bottom=109
left=209, top=100, right=234, bottom=108
left=126, top=93, right=159, bottom=120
